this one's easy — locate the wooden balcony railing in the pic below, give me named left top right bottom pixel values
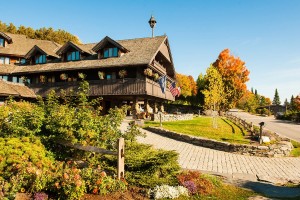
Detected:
left=29, top=78, right=175, bottom=101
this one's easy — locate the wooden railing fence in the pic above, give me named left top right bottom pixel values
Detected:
left=57, top=138, right=125, bottom=180
left=226, top=113, right=259, bottom=135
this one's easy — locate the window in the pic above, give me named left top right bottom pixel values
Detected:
left=20, top=59, right=26, bottom=64
left=0, top=76, right=8, bottom=81
left=106, top=74, right=112, bottom=80
left=103, top=47, right=118, bottom=58
left=0, top=38, right=4, bottom=47
left=67, top=51, right=80, bottom=61
left=0, top=57, right=10, bottom=64
left=35, top=55, right=46, bottom=64
left=12, top=77, right=18, bottom=83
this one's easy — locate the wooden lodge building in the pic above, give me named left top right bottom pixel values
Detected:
left=0, top=31, right=176, bottom=116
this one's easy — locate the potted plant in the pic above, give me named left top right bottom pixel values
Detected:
left=39, top=75, right=46, bottom=83
left=98, top=71, right=105, bottom=79
left=144, top=68, right=153, bottom=77
left=60, top=73, right=68, bottom=81
left=118, top=69, right=127, bottom=78
left=153, top=73, right=159, bottom=81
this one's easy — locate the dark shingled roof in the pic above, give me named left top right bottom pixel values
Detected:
left=0, top=79, right=36, bottom=98
left=0, top=35, right=167, bottom=74
left=0, top=32, right=61, bottom=57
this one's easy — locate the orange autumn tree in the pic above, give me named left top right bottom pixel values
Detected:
left=213, top=49, right=250, bottom=110
left=176, top=73, right=197, bottom=97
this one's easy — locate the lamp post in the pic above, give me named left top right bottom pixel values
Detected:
left=148, top=15, right=157, bottom=38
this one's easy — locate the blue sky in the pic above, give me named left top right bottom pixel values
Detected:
left=2, top=0, right=300, bottom=102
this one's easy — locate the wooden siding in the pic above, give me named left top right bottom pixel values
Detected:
left=29, top=78, right=175, bottom=101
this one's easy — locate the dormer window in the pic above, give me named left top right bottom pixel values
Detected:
left=67, top=51, right=80, bottom=61
left=35, top=55, right=46, bottom=64
left=104, top=48, right=118, bottom=58
left=0, top=38, right=4, bottom=47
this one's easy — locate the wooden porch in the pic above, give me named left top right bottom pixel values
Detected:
left=29, top=78, right=175, bottom=101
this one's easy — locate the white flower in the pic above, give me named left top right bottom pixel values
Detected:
left=150, top=184, right=189, bottom=199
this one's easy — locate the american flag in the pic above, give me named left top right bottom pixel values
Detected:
left=169, top=82, right=178, bottom=97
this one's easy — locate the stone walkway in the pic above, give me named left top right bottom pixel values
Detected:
left=121, top=120, right=300, bottom=183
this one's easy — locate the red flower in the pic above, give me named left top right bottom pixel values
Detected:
left=92, top=188, right=98, bottom=194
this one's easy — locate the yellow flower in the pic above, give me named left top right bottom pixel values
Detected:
left=20, top=188, right=25, bottom=193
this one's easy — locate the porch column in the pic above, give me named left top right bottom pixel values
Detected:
left=144, top=99, right=151, bottom=114
left=153, top=101, right=158, bottom=113
left=159, top=102, right=164, bottom=113
left=132, top=97, right=139, bottom=119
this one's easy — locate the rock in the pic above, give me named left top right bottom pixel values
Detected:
left=258, top=146, right=269, bottom=150
left=261, top=136, right=271, bottom=143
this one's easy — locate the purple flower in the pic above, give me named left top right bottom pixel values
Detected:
left=34, top=192, right=48, bottom=200
left=183, top=180, right=197, bottom=194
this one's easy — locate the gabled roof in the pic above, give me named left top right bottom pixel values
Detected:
left=0, top=32, right=13, bottom=44
left=92, top=36, right=129, bottom=53
left=56, top=41, right=94, bottom=55
left=25, top=45, right=60, bottom=59
left=0, top=36, right=167, bottom=74
left=0, top=35, right=176, bottom=79
left=0, top=79, right=36, bottom=98
left=0, top=32, right=61, bottom=57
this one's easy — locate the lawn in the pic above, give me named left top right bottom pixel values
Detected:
left=290, top=140, right=300, bottom=157
left=145, top=116, right=250, bottom=144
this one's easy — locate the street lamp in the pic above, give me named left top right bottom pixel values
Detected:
left=148, top=15, right=157, bottom=38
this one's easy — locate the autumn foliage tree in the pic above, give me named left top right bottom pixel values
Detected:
left=202, top=65, right=224, bottom=111
left=213, top=49, right=250, bottom=110
left=176, top=73, right=197, bottom=97
left=174, top=73, right=198, bottom=105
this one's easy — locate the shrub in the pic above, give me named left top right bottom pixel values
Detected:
left=149, top=185, right=189, bottom=199
left=0, top=101, right=44, bottom=137
left=100, top=141, right=180, bottom=188
left=0, top=137, right=55, bottom=199
left=177, top=171, right=214, bottom=195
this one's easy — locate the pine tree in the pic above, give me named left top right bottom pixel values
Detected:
left=272, top=88, right=281, bottom=105
left=290, top=95, right=296, bottom=111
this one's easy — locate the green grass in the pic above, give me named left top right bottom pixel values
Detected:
left=145, top=117, right=250, bottom=144
left=290, top=140, right=300, bottom=157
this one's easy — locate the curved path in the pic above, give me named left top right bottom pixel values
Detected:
left=229, top=111, right=300, bottom=142
left=120, top=120, right=300, bottom=184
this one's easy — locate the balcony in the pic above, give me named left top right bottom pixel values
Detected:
left=29, top=78, right=175, bottom=101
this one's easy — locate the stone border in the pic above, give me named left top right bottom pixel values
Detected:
left=145, top=127, right=293, bottom=157
left=151, top=113, right=193, bottom=122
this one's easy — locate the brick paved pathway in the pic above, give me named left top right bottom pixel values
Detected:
left=121, top=120, right=300, bottom=183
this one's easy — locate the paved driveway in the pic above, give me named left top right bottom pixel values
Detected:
left=120, top=119, right=300, bottom=183
left=229, top=111, right=300, bottom=142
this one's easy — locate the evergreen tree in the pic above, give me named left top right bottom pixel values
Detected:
left=272, top=88, right=281, bottom=105
left=290, top=95, right=296, bottom=111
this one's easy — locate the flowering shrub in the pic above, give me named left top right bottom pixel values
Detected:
left=98, top=71, right=105, bottom=79
left=0, top=101, right=45, bottom=137
left=53, top=165, right=85, bottom=200
left=144, top=68, right=153, bottom=77
left=60, top=73, right=68, bottom=81
left=149, top=185, right=189, bottom=199
left=0, top=137, right=55, bottom=199
left=39, top=75, right=46, bottom=83
left=118, top=69, right=127, bottom=78
left=33, top=192, right=48, bottom=200
left=177, top=171, right=213, bottom=195
left=81, top=167, right=127, bottom=195
left=153, top=73, right=159, bottom=81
